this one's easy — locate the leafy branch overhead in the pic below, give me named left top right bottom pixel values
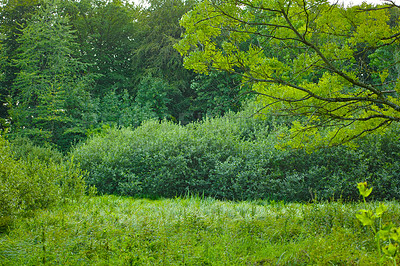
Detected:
left=175, top=0, right=400, bottom=149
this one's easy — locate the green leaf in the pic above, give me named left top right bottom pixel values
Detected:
left=382, top=243, right=398, bottom=257
left=378, top=228, right=390, bottom=241
left=390, top=227, right=400, bottom=242
left=357, top=182, right=373, bottom=198
left=356, top=209, right=375, bottom=226
left=376, top=203, right=388, bottom=218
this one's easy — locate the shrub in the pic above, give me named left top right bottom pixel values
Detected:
left=9, top=136, right=64, bottom=163
left=72, top=112, right=400, bottom=201
left=0, top=135, right=87, bottom=229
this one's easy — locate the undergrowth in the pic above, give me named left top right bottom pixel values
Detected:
left=1, top=195, right=399, bottom=265
left=0, top=135, right=88, bottom=230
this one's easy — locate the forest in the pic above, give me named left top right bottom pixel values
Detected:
left=1, top=0, right=400, bottom=264
left=0, top=0, right=243, bottom=151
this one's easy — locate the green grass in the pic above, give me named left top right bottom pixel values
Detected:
left=1, top=195, right=400, bottom=265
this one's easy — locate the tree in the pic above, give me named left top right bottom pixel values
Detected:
left=0, top=0, right=41, bottom=131
left=190, top=71, right=245, bottom=120
left=63, top=0, right=139, bottom=97
left=0, top=42, right=8, bottom=130
left=132, top=0, right=197, bottom=121
left=175, top=0, right=400, bottom=148
left=10, top=0, right=95, bottom=150
left=134, top=75, right=174, bottom=120
left=133, top=0, right=195, bottom=85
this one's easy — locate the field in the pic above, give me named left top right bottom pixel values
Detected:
left=1, top=195, right=400, bottom=265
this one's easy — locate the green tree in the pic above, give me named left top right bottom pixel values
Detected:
left=175, top=0, right=400, bottom=148
left=0, top=41, right=8, bottom=130
left=0, top=0, right=40, bottom=131
left=134, top=75, right=173, bottom=120
left=132, top=0, right=197, bottom=121
left=10, top=0, right=95, bottom=150
left=63, top=0, right=139, bottom=97
left=190, top=71, right=247, bottom=120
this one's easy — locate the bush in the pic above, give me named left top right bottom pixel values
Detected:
left=0, top=136, right=87, bottom=228
left=72, top=116, right=257, bottom=198
left=72, top=111, right=400, bottom=201
left=9, top=136, right=64, bottom=163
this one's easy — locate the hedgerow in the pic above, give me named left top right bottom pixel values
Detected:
left=72, top=111, right=400, bottom=201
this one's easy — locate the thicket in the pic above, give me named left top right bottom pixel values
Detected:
left=0, top=136, right=88, bottom=229
left=72, top=109, right=400, bottom=202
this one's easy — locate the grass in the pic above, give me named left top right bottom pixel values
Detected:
left=1, top=195, right=400, bottom=265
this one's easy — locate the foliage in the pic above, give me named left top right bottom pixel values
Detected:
left=131, top=0, right=198, bottom=121
left=72, top=109, right=400, bottom=201
left=97, top=87, right=162, bottom=129
left=9, top=0, right=96, bottom=151
left=1, top=0, right=249, bottom=151
left=1, top=195, right=400, bottom=265
left=134, top=75, right=174, bottom=120
left=175, top=0, right=400, bottom=148
left=0, top=135, right=87, bottom=229
left=0, top=0, right=41, bottom=131
left=357, top=182, right=400, bottom=265
left=0, top=42, right=9, bottom=130
left=190, top=71, right=247, bottom=120
left=63, top=0, right=139, bottom=97
left=132, top=0, right=195, bottom=86
left=9, top=136, right=64, bottom=163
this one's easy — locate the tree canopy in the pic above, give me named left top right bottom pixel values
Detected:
left=9, top=0, right=95, bottom=148
left=175, top=0, right=400, bottom=148
left=0, top=0, right=249, bottom=150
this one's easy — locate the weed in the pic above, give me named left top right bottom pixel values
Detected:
left=356, top=182, right=400, bottom=265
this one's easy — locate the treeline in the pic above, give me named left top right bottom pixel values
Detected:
left=0, top=0, right=246, bottom=152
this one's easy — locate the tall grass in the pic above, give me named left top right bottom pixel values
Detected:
left=1, top=195, right=399, bottom=265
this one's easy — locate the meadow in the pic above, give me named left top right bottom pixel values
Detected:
left=1, top=195, right=400, bottom=265
left=2, top=111, right=400, bottom=265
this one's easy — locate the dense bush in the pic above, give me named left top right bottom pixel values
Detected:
left=9, top=137, right=64, bottom=163
left=0, top=136, right=87, bottom=228
left=72, top=111, right=400, bottom=201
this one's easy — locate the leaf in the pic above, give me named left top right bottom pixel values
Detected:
left=378, top=228, right=390, bottom=241
left=390, top=227, right=400, bottom=242
left=376, top=203, right=388, bottom=218
left=356, top=209, right=375, bottom=226
left=382, top=243, right=398, bottom=257
left=379, top=69, right=389, bottom=84
left=357, top=182, right=373, bottom=198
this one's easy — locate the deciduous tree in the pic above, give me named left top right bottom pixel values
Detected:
left=64, top=0, right=139, bottom=97
left=133, top=0, right=197, bottom=121
left=0, top=0, right=40, bottom=131
left=175, top=0, right=400, bottom=148
left=10, top=0, right=95, bottom=149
